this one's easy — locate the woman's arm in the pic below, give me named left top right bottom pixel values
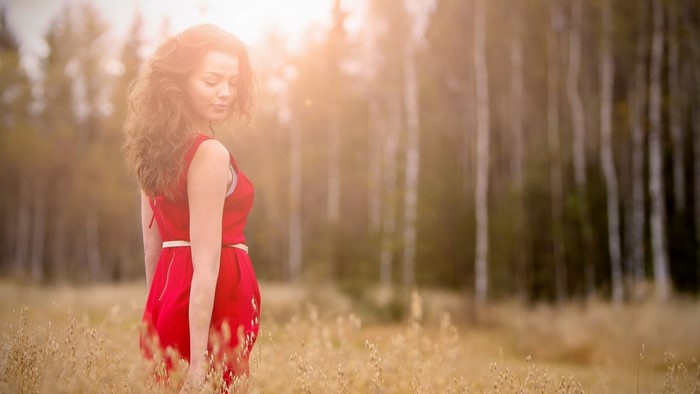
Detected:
left=185, top=139, right=230, bottom=384
left=140, top=190, right=162, bottom=292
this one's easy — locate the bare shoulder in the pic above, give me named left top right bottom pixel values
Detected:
left=190, top=139, right=230, bottom=170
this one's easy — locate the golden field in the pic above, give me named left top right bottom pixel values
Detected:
left=0, top=280, right=699, bottom=393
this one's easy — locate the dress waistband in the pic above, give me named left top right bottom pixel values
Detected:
left=162, top=240, right=248, bottom=253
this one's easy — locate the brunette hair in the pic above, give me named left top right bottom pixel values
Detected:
left=123, top=24, right=254, bottom=200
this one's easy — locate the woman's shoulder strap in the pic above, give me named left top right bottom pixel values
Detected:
left=183, top=133, right=214, bottom=167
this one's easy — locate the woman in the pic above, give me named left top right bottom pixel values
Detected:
left=123, top=24, right=261, bottom=390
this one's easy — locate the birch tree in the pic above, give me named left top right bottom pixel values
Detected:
left=648, top=0, right=671, bottom=301
left=14, top=176, right=30, bottom=275
left=599, top=0, right=623, bottom=304
left=367, top=95, right=383, bottom=234
left=667, top=0, right=685, bottom=213
left=0, top=17, right=32, bottom=277
left=548, top=1, right=567, bottom=303
left=363, top=0, right=403, bottom=288
left=289, top=115, right=303, bottom=283
left=401, top=0, right=434, bottom=288
left=401, top=42, right=419, bottom=288
left=510, top=0, right=527, bottom=298
left=626, top=0, right=649, bottom=293
left=567, top=0, right=595, bottom=296
left=327, top=0, right=345, bottom=225
left=29, top=145, right=51, bottom=283
left=685, top=0, right=700, bottom=288
left=474, top=0, right=490, bottom=305
left=510, top=1, right=524, bottom=191
left=380, top=96, right=401, bottom=288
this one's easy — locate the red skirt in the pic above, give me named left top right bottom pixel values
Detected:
left=140, top=246, right=261, bottom=383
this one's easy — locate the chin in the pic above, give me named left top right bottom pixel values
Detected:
left=208, top=113, right=229, bottom=124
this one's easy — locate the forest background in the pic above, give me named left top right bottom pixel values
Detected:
left=1, top=0, right=700, bottom=308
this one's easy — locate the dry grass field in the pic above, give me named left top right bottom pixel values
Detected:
left=0, top=280, right=699, bottom=393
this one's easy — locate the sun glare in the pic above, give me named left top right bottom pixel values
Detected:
left=207, top=1, right=335, bottom=48
left=4, top=0, right=340, bottom=75
left=134, top=0, right=337, bottom=50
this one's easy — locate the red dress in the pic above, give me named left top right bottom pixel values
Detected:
left=140, top=133, right=261, bottom=383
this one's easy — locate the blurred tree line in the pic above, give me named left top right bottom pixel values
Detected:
left=1, top=0, right=699, bottom=304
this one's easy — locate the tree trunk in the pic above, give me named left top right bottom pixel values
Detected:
left=568, top=0, right=587, bottom=190
left=51, top=192, right=69, bottom=282
left=402, top=39, right=420, bottom=289
left=510, top=3, right=524, bottom=191
left=648, top=0, right=671, bottom=302
left=14, top=178, right=31, bottom=276
left=473, top=0, right=490, bottom=305
left=510, top=0, right=527, bottom=299
left=86, top=205, right=101, bottom=281
left=368, top=95, right=383, bottom=233
left=667, top=0, right=685, bottom=213
left=30, top=179, right=47, bottom=283
left=599, top=0, right=623, bottom=304
left=289, top=119, right=303, bottom=283
left=328, top=107, right=341, bottom=224
left=548, top=2, right=567, bottom=304
left=626, top=0, right=649, bottom=296
left=462, top=87, right=475, bottom=195
left=567, top=0, right=595, bottom=297
left=685, top=0, right=700, bottom=289
left=380, top=93, right=401, bottom=288
left=2, top=194, right=17, bottom=274
left=326, top=106, right=341, bottom=280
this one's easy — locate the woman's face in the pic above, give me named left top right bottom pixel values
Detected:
left=186, top=51, right=240, bottom=130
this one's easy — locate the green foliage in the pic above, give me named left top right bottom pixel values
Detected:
left=0, top=0, right=699, bottom=301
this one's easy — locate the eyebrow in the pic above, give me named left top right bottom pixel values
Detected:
left=202, top=71, right=240, bottom=78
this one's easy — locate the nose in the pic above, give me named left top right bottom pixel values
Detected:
left=218, top=84, right=230, bottom=98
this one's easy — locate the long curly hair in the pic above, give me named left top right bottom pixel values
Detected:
left=123, top=24, right=254, bottom=200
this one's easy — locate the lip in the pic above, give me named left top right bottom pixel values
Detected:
left=212, top=103, right=230, bottom=112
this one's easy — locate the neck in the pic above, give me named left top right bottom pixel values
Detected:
left=194, top=122, right=213, bottom=136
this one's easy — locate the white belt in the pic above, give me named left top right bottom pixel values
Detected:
left=162, top=240, right=249, bottom=254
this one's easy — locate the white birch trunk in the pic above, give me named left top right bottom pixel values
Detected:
left=567, top=0, right=587, bottom=189
left=86, top=206, right=101, bottom=281
left=510, top=3, right=524, bottom=191
left=667, top=0, right=685, bottom=213
left=685, top=0, right=700, bottom=290
left=402, top=41, right=420, bottom=289
left=289, top=119, right=303, bottom=283
left=599, top=0, right=623, bottom=304
left=648, top=0, right=671, bottom=301
left=474, top=0, right=490, bottom=305
left=3, top=196, right=17, bottom=271
left=30, top=180, right=47, bottom=283
left=695, top=101, right=700, bottom=290
left=548, top=3, right=567, bottom=304
left=14, top=178, right=31, bottom=275
left=462, top=93, right=475, bottom=195
left=328, top=107, right=341, bottom=223
left=510, top=1, right=527, bottom=299
left=694, top=77, right=700, bottom=291
left=567, top=0, right=595, bottom=296
left=627, top=0, right=649, bottom=291
left=380, top=94, right=401, bottom=288
left=368, top=95, right=383, bottom=233
left=51, top=195, right=69, bottom=282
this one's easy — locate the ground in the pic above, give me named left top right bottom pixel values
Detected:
left=0, top=280, right=698, bottom=393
